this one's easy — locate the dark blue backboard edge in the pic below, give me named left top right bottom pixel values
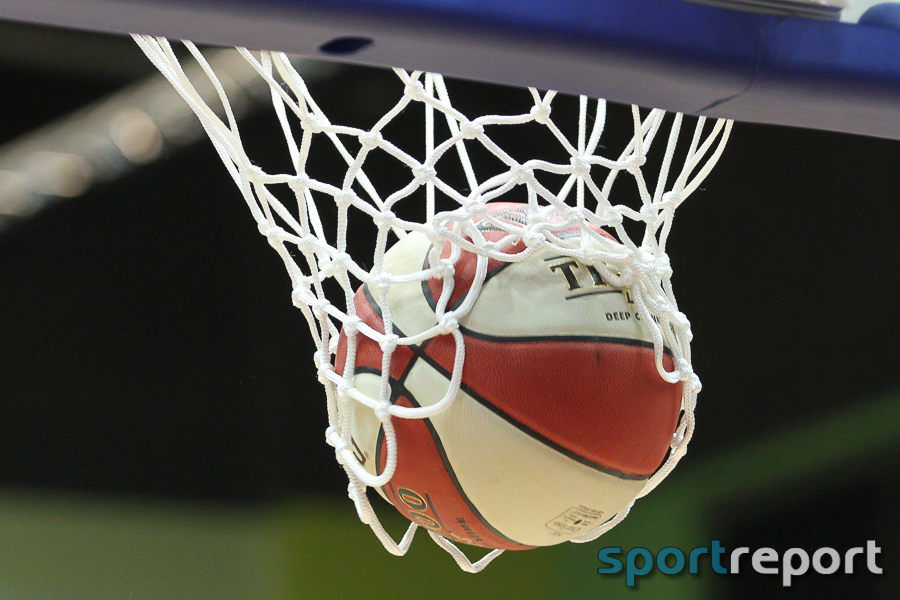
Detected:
left=1, top=0, right=899, bottom=139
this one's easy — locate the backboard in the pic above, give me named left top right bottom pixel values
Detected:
left=0, top=0, right=898, bottom=139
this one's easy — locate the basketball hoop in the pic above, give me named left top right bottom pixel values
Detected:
left=134, top=35, right=732, bottom=572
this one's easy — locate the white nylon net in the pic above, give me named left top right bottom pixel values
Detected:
left=135, top=35, right=732, bottom=572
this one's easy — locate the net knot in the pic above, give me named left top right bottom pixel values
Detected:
left=310, top=297, right=330, bottom=317
left=413, top=165, right=437, bottom=184
left=675, top=358, right=692, bottom=378
left=335, top=381, right=352, bottom=398
left=600, top=206, right=625, bottom=227
left=623, top=154, right=647, bottom=172
left=316, top=363, right=333, bottom=385
left=653, top=254, right=673, bottom=279
left=511, top=165, right=534, bottom=184
left=261, top=224, right=287, bottom=247
left=313, top=349, right=331, bottom=370
left=529, top=102, right=552, bottom=125
left=379, top=333, right=399, bottom=353
left=324, top=425, right=341, bottom=448
left=373, top=211, right=396, bottom=230
left=459, top=120, right=484, bottom=139
left=358, top=130, right=384, bottom=150
left=660, top=190, right=682, bottom=209
left=332, top=252, right=351, bottom=271
left=335, top=190, right=355, bottom=209
left=437, top=313, right=459, bottom=335
left=288, top=174, right=310, bottom=190
left=374, top=403, right=392, bottom=421
left=404, top=80, right=427, bottom=102
left=296, top=234, right=318, bottom=253
left=300, top=113, right=326, bottom=134
left=320, top=253, right=350, bottom=278
left=562, top=205, right=588, bottom=224
left=465, top=199, right=488, bottom=218
left=570, top=156, right=591, bottom=177
left=691, top=373, right=702, bottom=393
left=374, top=274, right=392, bottom=293
left=242, top=164, right=267, bottom=183
left=432, top=258, right=456, bottom=279
left=334, top=442, right=353, bottom=465
left=343, top=315, right=361, bottom=335
left=291, top=283, right=312, bottom=308
left=523, top=228, right=546, bottom=249
left=639, top=203, right=658, bottom=222
left=319, top=259, right=338, bottom=278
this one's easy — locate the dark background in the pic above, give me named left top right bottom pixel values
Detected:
left=1, top=19, right=898, bottom=598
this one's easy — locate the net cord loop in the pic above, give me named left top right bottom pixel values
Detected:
left=133, top=34, right=731, bottom=569
left=427, top=531, right=506, bottom=573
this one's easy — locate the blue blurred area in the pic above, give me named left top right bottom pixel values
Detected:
left=859, top=2, right=900, bottom=28
left=2, top=0, right=900, bottom=138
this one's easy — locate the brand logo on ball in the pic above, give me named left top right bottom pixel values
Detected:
left=547, top=257, right=635, bottom=304
left=395, top=486, right=443, bottom=532
left=546, top=505, right=605, bottom=537
left=397, top=487, right=428, bottom=511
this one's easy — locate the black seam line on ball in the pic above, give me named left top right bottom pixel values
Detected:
left=420, top=245, right=515, bottom=314
left=398, top=348, right=416, bottom=387
left=356, top=364, right=527, bottom=547
left=359, top=287, right=422, bottom=384
left=353, top=365, right=395, bottom=481
left=457, top=326, right=675, bottom=356
left=381, top=267, right=672, bottom=358
left=422, top=492, right=454, bottom=534
left=362, top=283, right=383, bottom=320
left=361, top=277, right=430, bottom=355
left=377, top=436, right=392, bottom=507
left=565, top=289, right=623, bottom=300
left=404, top=343, right=651, bottom=482
left=394, top=381, right=530, bottom=548
left=376, top=420, right=386, bottom=478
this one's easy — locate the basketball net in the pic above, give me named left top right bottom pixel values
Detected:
left=134, top=35, right=732, bottom=572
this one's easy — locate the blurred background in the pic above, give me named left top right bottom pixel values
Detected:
left=1, top=17, right=899, bottom=600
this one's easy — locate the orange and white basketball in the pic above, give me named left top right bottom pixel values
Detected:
left=336, top=203, right=682, bottom=550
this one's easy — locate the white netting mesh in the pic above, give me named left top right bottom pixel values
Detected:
left=135, top=35, right=732, bottom=572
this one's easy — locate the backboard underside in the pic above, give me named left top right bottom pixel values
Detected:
left=0, top=0, right=898, bottom=139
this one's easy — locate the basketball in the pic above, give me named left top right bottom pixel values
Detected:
left=336, top=203, right=683, bottom=550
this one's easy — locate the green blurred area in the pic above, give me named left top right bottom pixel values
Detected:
left=3, top=388, right=898, bottom=600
